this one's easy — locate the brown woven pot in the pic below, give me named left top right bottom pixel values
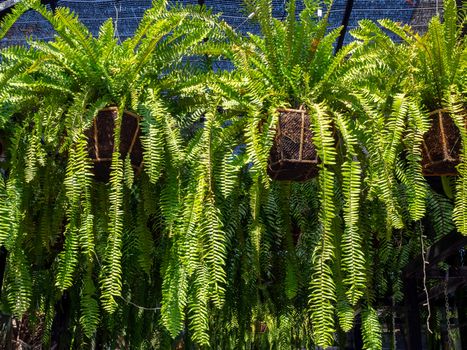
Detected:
left=267, top=108, right=319, bottom=181
left=85, top=107, right=143, bottom=182
left=421, top=109, right=463, bottom=176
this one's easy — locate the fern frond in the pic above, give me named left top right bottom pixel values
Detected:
left=341, top=159, right=366, bottom=305
left=80, top=274, right=100, bottom=338
left=100, top=152, right=124, bottom=313
left=161, top=250, right=188, bottom=337
left=449, top=94, right=467, bottom=234
left=5, top=249, right=32, bottom=316
left=361, top=305, right=382, bottom=350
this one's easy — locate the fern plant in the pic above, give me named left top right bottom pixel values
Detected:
left=0, top=0, right=464, bottom=348
left=210, top=0, right=378, bottom=347
left=0, top=0, right=236, bottom=346
left=348, top=0, right=466, bottom=232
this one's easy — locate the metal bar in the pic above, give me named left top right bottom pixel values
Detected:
left=404, top=278, right=423, bottom=350
left=426, top=267, right=467, bottom=279
left=335, top=0, right=354, bottom=53
left=418, top=277, right=467, bottom=303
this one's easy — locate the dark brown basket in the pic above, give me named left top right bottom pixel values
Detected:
left=85, top=107, right=143, bottom=182
left=421, top=109, right=463, bottom=176
left=267, top=108, right=319, bottom=181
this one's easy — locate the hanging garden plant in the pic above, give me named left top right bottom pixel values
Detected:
left=0, top=0, right=464, bottom=348
left=373, top=0, right=467, bottom=178
left=0, top=0, right=236, bottom=346
left=222, top=0, right=373, bottom=347
left=0, top=0, right=228, bottom=182
left=349, top=0, right=467, bottom=230
left=229, top=0, right=358, bottom=184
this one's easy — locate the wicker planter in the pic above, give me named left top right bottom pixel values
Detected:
left=267, top=108, right=319, bottom=181
left=85, top=107, right=143, bottom=182
left=421, top=109, right=463, bottom=176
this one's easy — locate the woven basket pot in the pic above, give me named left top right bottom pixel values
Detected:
left=85, top=107, right=143, bottom=182
left=421, top=109, right=463, bottom=176
left=267, top=108, right=319, bottom=181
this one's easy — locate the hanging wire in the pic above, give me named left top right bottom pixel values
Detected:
left=233, top=11, right=256, bottom=31
left=92, top=250, right=162, bottom=313
left=420, top=222, right=433, bottom=334
left=114, top=1, right=121, bottom=42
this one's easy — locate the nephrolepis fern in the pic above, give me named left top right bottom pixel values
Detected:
left=449, top=92, right=467, bottom=235
left=100, top=152, right=124, bottom=313
left=308, top=103, right=337, bottom=348
left=361, top=305, right=382, bottom=350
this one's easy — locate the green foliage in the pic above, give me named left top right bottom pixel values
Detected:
left=362, top=305, right=382, bottom=349
left=0, top=0, right=465, bottom=348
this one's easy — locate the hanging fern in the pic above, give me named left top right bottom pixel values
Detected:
left=100, top=152, right=124, bottom=313
left=0, top=0, right=465, bottom=348
left=361, top=305, right=382, bottom=350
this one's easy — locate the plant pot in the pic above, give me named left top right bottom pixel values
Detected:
left=267, top=108, right=319, bottom=181
left=85, top=107, right=143, bottom=182
left=421, top=109, right=463, bottom=176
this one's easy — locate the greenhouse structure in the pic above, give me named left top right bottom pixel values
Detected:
left=0, top=0, right=466, bottom=349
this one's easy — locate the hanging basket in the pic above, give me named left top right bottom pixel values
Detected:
left=421, top=109, right=463, bottom=176
left=267, top=108, right=319, bottom=181
left=85, top=107, right=143, bottom=182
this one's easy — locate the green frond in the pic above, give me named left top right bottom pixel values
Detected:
left=161, top=251, right=188, bottom=337
left=56, top=142, right=88, bottom=291
left=336, top=284, right=354, bottom=332
left=201, top=195, right=227, bottom=307
left=361, top=305, right=382, bottom=350
left=80, top=274, right=100, bottom=338
left=140, top=96, right=168, bottom=183
left=5, top=249, right=32, bottom=316
left=188, top=269, right=211, bottom=346
left=426, top=189, right=454, bottom=240
left=0, top=177, right=22, bottom=249
left=100, top=152, right=124, bottom=313
left=341, top=159, right=366, bottom=305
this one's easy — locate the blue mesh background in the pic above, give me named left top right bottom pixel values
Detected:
left=0, top=0, right=431, bottom=49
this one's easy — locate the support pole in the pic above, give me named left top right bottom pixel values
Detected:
left=403, top=278, right=423, bottom=350
left=335, top=0, right=354, bottom=53
left=456, top=287, right=467, bottom=349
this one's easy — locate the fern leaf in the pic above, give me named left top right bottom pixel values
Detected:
left=362, top=305, right=382, bottom=350
left=341, top=159, right=366, bottom=305
left=5, top=249, right=32, bottom=316
left=80, top=274, right=100, bottom=338
left=100, top=152, right=124, bottom=313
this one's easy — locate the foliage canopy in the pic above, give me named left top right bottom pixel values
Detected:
left=0, top=0, right=465, bottom=348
